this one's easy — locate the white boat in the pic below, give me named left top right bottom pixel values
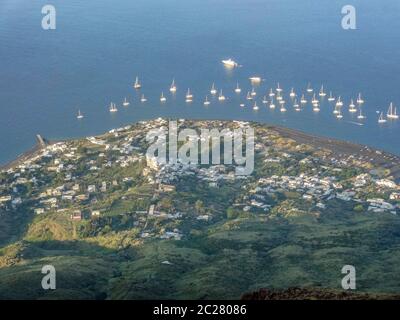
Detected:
left=262, top=96, right=268, bottom=104
left=293, top=99, right=299, bottom=108
left=313, top=104, right=320, bottom=112
left=109, top=102, right=118, bottom=112
left=357, top=93, right=364, bottom=104
left=253, top=102, right=259, bottom=111
left=160, top=92, right=167, bottom=102
left=336, top=96, right=343, bottom=107
left=235, top=82, right=241, bottom=93
left=387, top=102, right=399, bottom=119
left=279, top=99, right=286, bottom=105
left=250, top=87, right=257, bottom=97
left=240, top=103, right=245, bottom=108
left=123, top=97, right=130, bottom=107
left=170, top=79, right=177, bottom=93
left=300, top=94, right=307, bottom=104
left=311, top=94, right=319, bottom=104
left=218, top=89, right=226, bottom=101
left=77, top=110, right=84, bottom=119
left=140, top=94, right=147, bottom=103
left=319, top=85, right=326, bottom=97
left=204, top=96, right=210, bottom=106
left=306, top=83, right=313, bottom=93
left=290, top=88, right=296, bottom=98
left=186, top=89, right=193, bottom=100
left=133, top=76, right=141, bottom=89
left=336, top=110, right=343, bottom=119
left=269, top=88, right=275, bottom=97
left=249, top=77, right=262, bottom=83
left=269, top=98, right=276, bottom=109
left=276, top=83, right=283, bottom=93
left=276, top=94, right=283, bottom=101
left=357, top=108, right=366, bottom=119
left=280, top=104, right=287, bottom=112
left=349, top=99, right=356, bottom=112
left=210, top=83, right=217, bottom=95
left=378, top=112, right=387, bottom=123
left=333, top=105, right=340, bottom=115
left=246, top=92, right=253, bottom=100
left=222, top=58, right=238, bottom=67
left=328, top=91, right=335, bottom=102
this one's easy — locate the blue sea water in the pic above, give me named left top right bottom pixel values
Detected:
left=0, top=0, right=399, bottom=164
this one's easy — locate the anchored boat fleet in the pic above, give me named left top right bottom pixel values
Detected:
left=75, top=59, right=399, bottom=126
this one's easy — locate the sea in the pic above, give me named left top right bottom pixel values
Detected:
left=0, top=0, right=399, bottom=165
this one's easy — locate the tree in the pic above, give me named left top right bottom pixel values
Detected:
left=195, top=200, right=205, bottom=214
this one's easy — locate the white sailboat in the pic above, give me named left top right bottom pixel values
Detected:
left=269, top=88, right=275, bottom=97
left=319, top=85, right=326, bottom=97
left=269, top=98, right=276, bottom=109
left=293, top=99, right=299, bottom=109
left=160, top=92, right=167, bottom=102
left=276, top=82, right=283, bottom=93
left=336, top=110, right=343, bottom=119
left=253, top=101, right=259, bottom=111
left=109, top=102, right=118, bottom=112
left=186, top=89, right=193, bottom=102
left=313, top=103, right=320, bottom=112
left=262, top=96, right=268, bottom=104
left=218, top=89, right=226, bottom=101
left=240, top=103, right=245, bottom=108
left=140, top=94, right=147, bottom=103
left=280, top=103, right=287, bottom=112
left=133, top=76, right=141, bottom=89
left=249, top=76, right=262, bottom=83
left=235, top=82, right=241, bottom=94
left=290, top=88, right=296, bottom=98
left=378, top=112, right=387, bottom=123
left=250, top=87, right=257, bottom=97
left=204, top=95, right=210, bottom=106
left=170, top=79, right=177, bottom=93
left=306, top=83, right=313, bottom=93
left=222, top=58, right=238, bottom=67
left=123, top=97, right=130, bottom=107
left=357, top=93, right=364, bottom=104
left=77, top=110, right=84, bottom=119
left=279, top=99, right=286, bottom=105
left=387, top=102, right=399, bottom=119
left=357, top=108, right=366, bottom=119
left=333, top=105, right=340, bottom=115
left=210, top=83, right=217, bottom=95
left=300, top=94, right=307, bottom=104
left=276, top=94, right=283, bottom=101
left=311, top=93, right=319, bottom=104
left=349, top=99, right=357, bottom=112
left=246, top=92, right=253, bottom=100
left=328, top=91, right=335, bottom=102
left=336, top=96, right=343, bottom=107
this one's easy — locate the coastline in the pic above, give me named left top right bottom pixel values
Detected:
left=2, top=119, right=399, bottom=182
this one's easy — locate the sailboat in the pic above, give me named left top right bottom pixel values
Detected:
left=311, top=93, right=319, bottom=104
left=357, top=93, right=364, bottom=104
left=210, top=83, right=217, bottom=95
left=235, top=82, right=241, bottom=93
left=333, top=105, right=340, bottom=115
left=293, top=99, right=300, bottom=109
left=246, top=92, right=253, bottom=100
left=387, top=102, right=399, bottom=119
left=269, top=88, right=275, bottom=97
left=269, top=98, right=276, bottom=109
left=160, top=92, right=167, bottom=102
left=262, top=96, right=268, bottom=104
left=279, top=99, right=286, bottom=105
left=170, top=79, right=177, bottom=93
left=313, top=103, right=320, bottom=112
left=336, top=110, right=343, bottom=119
left=349, top=99, right=357, bottom=112
left=204, top=95, right=210, bottom=106
left=186, top=89, right=193, bottom=102
left=140, top=94, right=147, bottom=103
left=280, top=103, right=287, bottom=112
left=253, top=102, right=259, bottom=111
left=378, top=112, right=387, bottom=123
left=250, top=87, right=257, bottom=97
left=290, top=88, right=296, bottom=98
left=328, top=91, right=335, bottom=102
left=336, top=96, right=343, bottom=107
left=357, top=108, right=366, bottom=119
left=109, top=102, right=118, bottom=113
left=306, top=83, right=313, bottom=93
left=218, top=89, right=226, bottom=101
left=300, top=94, right=307, bottom=104
left=222, top=58, right=238, bottom=67
left=133, top=76, right=141, bottom=89
left=319, top=85, right=326, bottom=97
left=77, top=110, right=84, bottom=119
left=123, top=97, right=130, bottom=107
left=276, top=83, right=283, bottom=93
left=276, top=94, right=283, bottom=101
